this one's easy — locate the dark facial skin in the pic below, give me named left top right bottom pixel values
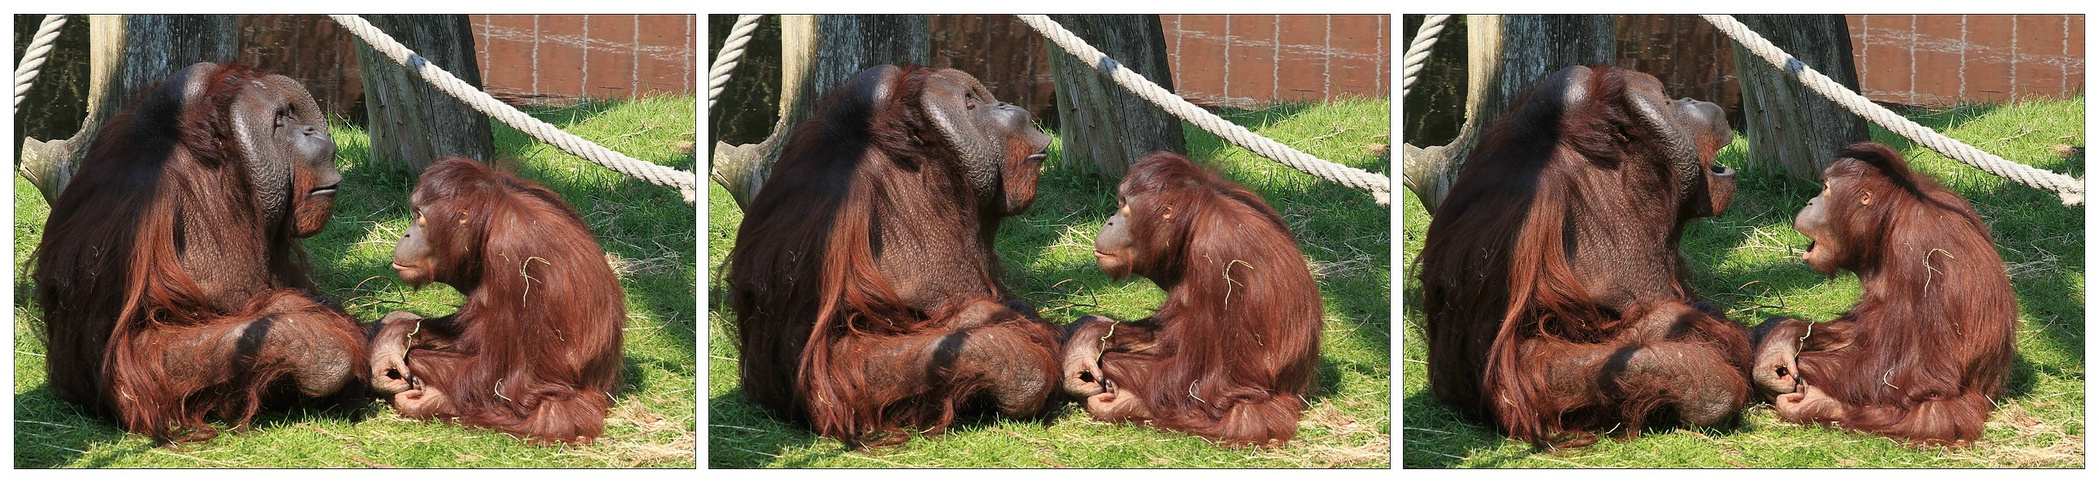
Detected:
left=993, top=100, right=1052, bottom=216
left=1091, top=180, right=1158, bottom=281
left=1616, top=69, right=1737, bottom=219
left=1093, top=192, right=1140, bottom=280
left=922, top=68, right=1052, bottom=215
left=230, top=73, right=341, bottom=238
left=283, top=100, right=340, bottom=237
left=1795, top=183, right=1844, bottom=276
left=1672, top=97, right=1737, bottom=217
left=391, top=197, right=442, bottom=287
left=1753, top=173, right=1863, bottom=404
left=962, top=79, right=1051, bottom=161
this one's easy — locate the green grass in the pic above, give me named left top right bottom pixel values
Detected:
left=707, top=99, right=1392, bottom=467
left=13, top=97, right=699, bottom=468
left=1401, top=97, right=2085, bottom=468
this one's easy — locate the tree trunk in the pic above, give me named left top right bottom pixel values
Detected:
left=351, top=14, right=494, bottom=173
left=710, top=14, right=929, bottom=209
left=1731, top=15, right=1869, bottom=180
left=1400, top=14, right=1615, bottom=214
left=18, top=15, right=238, bottom=203
left=1044, top=14, right=1186, bottom=180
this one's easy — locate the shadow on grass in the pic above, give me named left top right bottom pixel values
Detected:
left=1400, top=389, right=1506, bottom=468
left=1401, top=101, right=2085, bottom=466
left=1402, top=375, right=1766, bottom=468
left=11, top=384, right=386, bottom=468
left=14, top=387, right=134, bottom=468
left=708, top=100, right=1392, bottom=465
left=312, top=168, right=697, bottom=362
left=973, top=250, right=1376, bottom=409
left=1892, top=101, right=2010, bottom=137
left=1204, top=101, right=1323, bottom=131
left=15, top=98, right=699, bottom=466
left=706, top=390, right=1095, bottom=468
left=704, top=391, right=824, bottom=468
left=499, top=99, right=628, bottom=135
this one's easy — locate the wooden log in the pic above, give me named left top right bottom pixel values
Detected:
left=18, top=15, right=237, bottom=202
left=709, top=15, right=929, bottom=209
left=1730, top=15, right=1869, bottom=180
left=351, top=14, right=495, bottom=173
left=1044, top=14, right=1186, bottom=180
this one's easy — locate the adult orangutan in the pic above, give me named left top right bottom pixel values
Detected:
left=1059, top=152, right=1322, bottom=446
left=33, top=62, right=361, bottom=443
left=726, top=65, right=1059, bottom=446
left=367, top=158, right=625, bottom=444
left=1749, top=142, right=2016, bottom=445
left=1417, top=65, right=1750, bottom=448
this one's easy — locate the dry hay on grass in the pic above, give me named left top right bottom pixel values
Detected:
left=1960, top=399, right=2083, bottom=467
left=577, top=398, right=697, bottom=467
left=1307, top=252, right=1382, bottom=283
left=1254, top=404, right=1390, bottom=467
left=603, top=247, right=685, bottom=279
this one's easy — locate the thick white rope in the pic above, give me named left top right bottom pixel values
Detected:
left=707, top=15, right=764, bottom=109
left=1399, top=15, right=1448, bottom=99
left=14, top=15, right=68, bottom=107
left=1703, top=14, right=2083, bottom=205
left=1016, top=15, right=1391, bottom=206
left=330, top=15, right=697, bottom=203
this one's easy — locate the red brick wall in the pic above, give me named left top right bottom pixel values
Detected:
left=472, top=14, right=696, bottom=105
left=236, top=15, right=364, bottom=118
left=1162, top=15, right=1390, bottom=108
left=229, top=15, right=694, bottom=118
left=1849, top=14, right=2085, bottom=106
left=1616, top=15, right=1742, bottom=120
left=1609, top=15, right=2082, bottom=110
left=929, top=15, right=1056, bottom=118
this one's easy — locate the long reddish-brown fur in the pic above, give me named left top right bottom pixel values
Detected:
left=1763, top=143, right=2016, bottom=444
left=1417, top=66, right=1750, bottom=448
left=727, top=66, right=1058, bottom=446
left=384, top=158, right=625, bottom=443
left=34, top=64, right=364, bottom=443
left=1078, top=153, right=1323, bottom=446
